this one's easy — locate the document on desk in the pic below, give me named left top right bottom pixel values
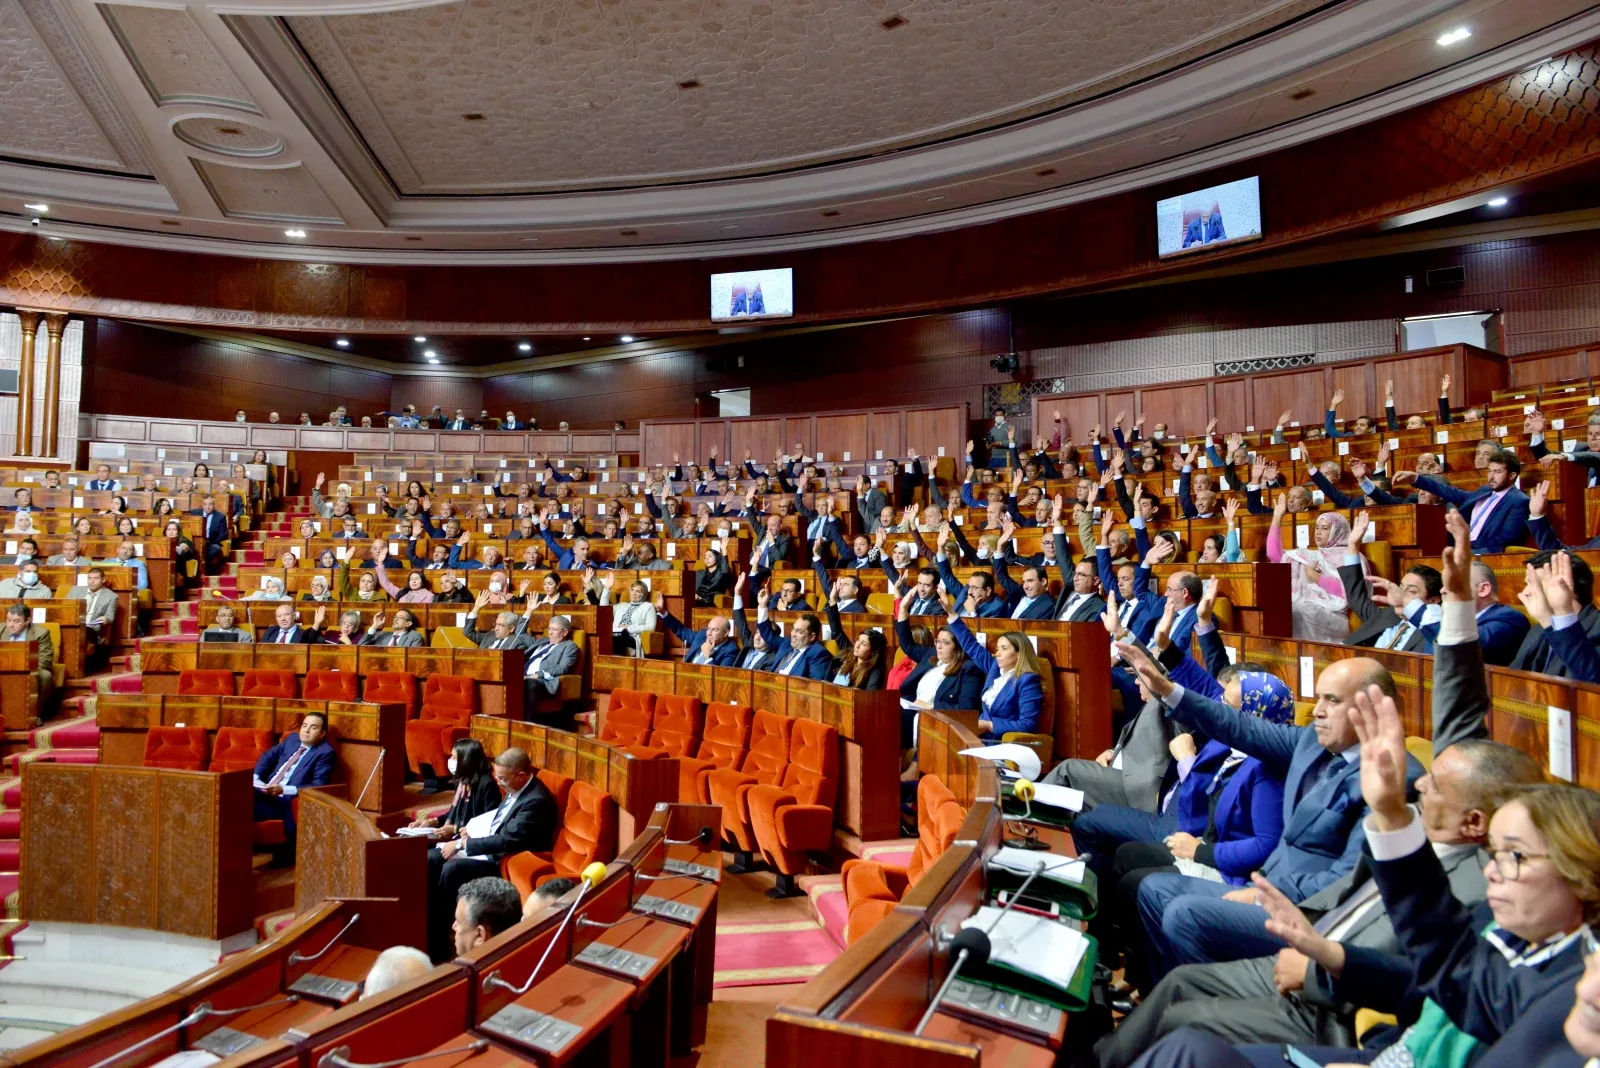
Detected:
left=961, top=905, right=1088, bottom=991
left=1029, top=782, right=1084, bottom=812
left=959, top=743, right=1042, bottom=781
left=394, top=826, right=439, bottom=838
left=988, top=847, right=1086, bottom=885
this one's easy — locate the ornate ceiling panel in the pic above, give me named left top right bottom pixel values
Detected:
left=100, top=3, right=258, bottom=113
left=191, top=159, right=342, bottom=223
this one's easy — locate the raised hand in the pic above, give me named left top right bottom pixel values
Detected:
left=1375, top=444, right=1391, bottom=472
left=1277, top=409, right=1292, bottom=428
left=1100, top=508, right=1115, bottom=541
left=1530, top=479, right=1551, bottom=519
left=1205, top=417, right=1218, bottom=437
left=1367, top=575, right=1402, bottom=608
left=1152, top=595, right=1177, bottom=651
left=1253, top=875, right=1344, bottom=988
left=756, top=585, right=771, bottom=610
left=1439, top=373, right=1451, bottom=396
left=315, top=472, right=326, bottom=488
left=370, top=611, right=385, bottom=631
left=1545, top=552, right=1583, bottom=618
left=1113, top=409, right=1126, bottom=428
left=1384, top=379, right=1394, bottom=402
left=1526, top=410, right=1547, bottom=436
left=313, top=605, right=327, bottom=629
left=1348, top=458, right=1368, bottom=481
left=1441, top=510, right=1474, bottom=601
left=1262, top=460, right=1279, bottom=485
left=1330, top=388, right=1345, bottom=408
left=965, top=439, right=975, bottom=456
left=1100, top=590, right=1121, bottom=637
left=1390, top=470, right=1417, bottom=486
left=654, top=592, right=666, bottom=613
left=1053, top=493, right=1066, bottom=525
left=457, top=531, right=471, bottom=546
left=411, top=518, right=424, bottom=537
left=935, top=582, right=956, bottom=617
left=1250, top=456, right=1266, bottom=484
left=1145, top=536, right=1176, bottom=565
left=1347, top=511, right=1370, bottom=552
left=1518, top=564, right=1555, bottom=628
left=519, top=579, right=532, bottom=597
left=474, top=589, right=491, bottom=609
left=1115, top=639, right=1173, bottom=698
left=1349, top=683, right=1412, bottom=830
left=1221, top=496, right=1239, bottom=525
left=937, top=523, right=952, bottom=552
left=1197, top=577, right=1219, bottom=619
left=1272, top=492, right=1287, bottom=520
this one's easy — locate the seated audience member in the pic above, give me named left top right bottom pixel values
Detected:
left=408, top=738, right=501, bottom=836
left=2, top=602, right=54, bottom=700
left=1529, top=477, right=1600, bottom=552
left=377, top=559, right=437, bottom=603
left=463, top=600, right=535, bottom=652
left=655, top=595, right=739, bottom=666
left=694, top=546, right=733, bottom=606
left=524, top=571, right=572, bottom=608
left=4, top=511, right=36, bottom=535
left=597, top=575, right=656, bottom=655
left=753, top=594, right=835, bottom=680
left=1506, top=546, right=1600, bottom=679
left=7, top=487, right=37, bottom=515
left=1528, top=409, right=1600, bottom=488
left=202, top=603, right=252, bottom=643
left=69, top=567, right=117, bottom=660
left=261, top=603, right=324, bottom=643
left=100, top=539, right=149, bottom=592
left=894, top=591, right=985, bottom=746
left=1267, top=494, right=1354, bottom=643
left=434, top=571, right=474, bottom=604
left=252, top=711, right=335, bottom=859
left=1339, top=512, right=1439, bottom=652
left=361, top=608, right=425, bottom=647
left=942, top=592, right=1045, bottom=741
left=824, top=594, right=888, bottom=690
left=299, top=575, right=333, bottom=602
left=426, top=748, right=556, bottom=960
left=322, top=609, right=366, bottom=646
left=244, top=576, right=290, bottom=601
left=729, top=576, right=782, bottom=672
left=47, top=537, right=89, bottom=568
left=3, top=538, right=39, bottom=567
left=933, top=527, right=1007, bottom=618
left=87, top=464, right=121, bottom=492
left=522, top=877, right=578, bottom=924
left=1395, top=449, right=1530, bottom=553
left=361, top=946, right=432, bottom=999
left=190, top=495, right=230, bottom=571
left=451, top=877, right=523, bottom=956
left=1114, top=642, right=1424, bottom=989
left=0, top=560, right=49, bottom=600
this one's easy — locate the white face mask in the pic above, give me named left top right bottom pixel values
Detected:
left=975, top=548, right=990, bottom=560
left=447, top=755, right=458, bottom=776
left=489, top=580, right=504, bottom=593
left=717, top=527, right=731, bottom=538
left=18, top=573, right=37, bottom=587
left=1152, top=431, right=1165, bottom=440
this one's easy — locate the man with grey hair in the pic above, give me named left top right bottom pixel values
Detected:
left=463, top=605, right=534, bottom=652
left=451, top=877, right=523, bottom=957
left=517, top=614, right=580, bottom=699
left=426, top=748, right=556, bottom=960
left=361, top=945, right=432, bottom=998
left=360, top=608, right=425, bottom=647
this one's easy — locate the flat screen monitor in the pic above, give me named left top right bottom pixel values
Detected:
left=1156, top=176, right=1263, bottom=258
left=710, top=268, right=793, bottom=322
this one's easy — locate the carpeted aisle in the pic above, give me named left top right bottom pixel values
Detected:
left=711, top=867, right=842, bottom=990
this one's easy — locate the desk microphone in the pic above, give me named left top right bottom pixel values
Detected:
left=664, top=826, right=715, bottom=849
left=87, top=996, right=303, bottom=1068
left=484, top=862, right=608, bottom=997
left=319, top=1040, right=488, bottom=1068
left=1003, top=779, right=1049, bottom=851
left=288, top=913, right=360, bottom=965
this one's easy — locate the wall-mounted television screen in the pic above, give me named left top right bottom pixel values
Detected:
left=1156, top=176, right=1262, bottom=258
left=711, top=268, right=793, bottom=322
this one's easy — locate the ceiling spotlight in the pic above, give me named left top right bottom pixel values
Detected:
left=23, top=203, right=48, bottom=213
left=582, top=336, right=592, bottom=341
left=518, top=342, right=532, bottom=352
left=424, top=349, right=437, bottom=358
left=1488, top=196, right=1509, bottom=207
left=284, top=229, right=306, bottom=238
left=426, top=358, right=439, bottom=364
left=414, top=335, right=427, bottom=342
left=335, top=338, right=350, bottom=347
left=620, top=335, right=635, bottom=343
left=1436, top=26, right=1471, bottom=46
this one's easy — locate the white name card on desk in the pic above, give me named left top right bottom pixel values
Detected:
left=1337, top=441, right=1349, bottom=455
left=134, top=544, right=145, bottom=557
left=598, top=459, right=606, bottom=468
left=437, top=471, right=445, bottom=482
left=1436, top=431, right=1450, bottom=444
left=451, top=485, right=461, bottom=494
left=589, top=485, right=598, bottom=494
left=1553, top=418, right=1567, bottom=430
left=634, top=503, right=643, bottom=514
left=842, top=452, right=851, bottom=461
left=483, top=524, right=494, bottom=534
left=1295, top=525, right=1310, bottom=548
left=1589, top=397, right=1599, bottom=406
left=597, top=504, right=607, bottom=515
left=335, top=547, right=350, bottom=561
left=363, top=472, right=372, bottom=481
left=1524, top=404, right=1538, bottom=414
left=1289, top=448, right=1301, bottom=461
left=875, top=450, right=883, bottom=460
left=119, top=466, right=128, bottom=473
left=1493, top=426, right=1508, bottom=437
left=31, top=608, right=45, bottom=624
left=1299, top=655, right=1315, bottom=698
left=76, top=573, right=87, bottom=586
left=1549, top=705, right=1574, bottom=780
left=529, top=459, right=538, bottom=467
left=502, top=473, right=512, bottom=483
left=499, top=459, right=507, bottom=468
left=157, top=449, right=166, bottom=458
left=456, top=612, right=468, bottom=628
left=816, top=452, right=824, bottom=461
left=389, top=543, right=401, bottom=555
left=1388, top=437, right=1400, bottom=450
left=937, top=447, right=946, bottom=456
left=72, top=497, right=83, bottom=508
left=557, top=460, right=565, bottom=468
left=665, top=543, right=676, bottom=558
left=601, top=472, right=610, bottom=482
left=200, top=451, right=210, bottom=460
left=536, top=472, right=545, bottom=483
left=367, top=504, right=376, bottom=514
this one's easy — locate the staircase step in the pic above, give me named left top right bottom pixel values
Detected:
left=0, top=780, right=18, bottom=810
left=0, top=841, right=17, bottom=872
left=29, top=715, right=99, bottom=751
left=5, top=748, right=98, bottom=774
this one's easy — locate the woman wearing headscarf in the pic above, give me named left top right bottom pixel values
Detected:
left=1267, top=493, right=1361, bottom=642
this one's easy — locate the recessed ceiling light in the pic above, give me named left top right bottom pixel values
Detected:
left=1436, top=26, right=1471, bottom=46
left=284, top=229, right=306, bottom=238
left=427, top=359, right=439, bottom=365
left=620, top=335, right=635, bottom=343
left=1488, top=196, right=1509, bottom=207
left=23, top=203, right=48, bottom=213
left=335, top=338, right=350, bottom=347
left=424, top=350, right=437, bottom=358
left=583, top=336, right=592, bottom=341
left=518, top=342, right=532, bottom=352
left=414, top=336, right=427, bottom=342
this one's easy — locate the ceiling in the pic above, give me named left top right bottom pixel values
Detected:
left=251, top=328, right=633, bottom=366
left=0, top=0, right=1597, bottom=264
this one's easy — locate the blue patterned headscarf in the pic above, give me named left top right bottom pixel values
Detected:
left=1239, top=672, right=1294, bottom=725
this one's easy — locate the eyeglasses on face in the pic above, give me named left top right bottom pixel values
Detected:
left=1488, top=848, right=1550, bottom=881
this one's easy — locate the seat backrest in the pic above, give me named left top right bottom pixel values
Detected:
left=304, top=669, right=359, bottom=703
left=907, top=775, right=962, bottom=883
left=600, top=689, right=655, bottom=748
left=177, top=669, right=234, bottom=696
left=779, top=718, right=839, bottom=806
left=209, top=727, right=274, bottom=774
left=240, top=669, right=298, bottom=700
left=695, top=702, right=752, bottom=764
left=363, top=671, right=418, bottom=719
left=647, top=694, right=704, bottom=758
left=736, top=710, right=794, bottom=785
left=421, top=674, right=476, bottom=715
left=549, top=781, right=618, bottom=874
left=502, top=851, right=546, bottom=901
left=143, top=726, right=209, bottom=771
left=536, top=769, right=574, bottom=818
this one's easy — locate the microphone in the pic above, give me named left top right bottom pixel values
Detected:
left=1003, top=778, right=1048, bottom=851
left=87, top=997, right=304, bottom=1068
left=664, top=827, right=715, bottom=849
left=483, top=862, right=607, bottom=997
left=319, top=1040, right=488, bottom=1068
left=289, top=913, right=360, bottom=965
left=913, top=927, right=991, bottom=1035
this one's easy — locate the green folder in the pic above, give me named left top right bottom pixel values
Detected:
left=987, top=862, right=1099, bottom=921
left=966, top=930, right=1100, bottom=1013
left=1000, top=780, right=1076, bottom=829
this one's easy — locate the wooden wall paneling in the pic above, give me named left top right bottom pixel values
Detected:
left=1375, top=350, right=1452, bottom=420
left=697, top=420, right=729, bottom=464
left=1509, top=350, right=1591, bottom=388
left=20, top=763, right=94, bottom=922
left=1573, top=688, right=1600, bottom=788
left=1040, top=396, right=1100, bottom=448
left=642, top=422, right=698, bottom=469
left=389, top=375, right=484, bottom=420
left=1250, top=366, right=1330, bottom=430
left=1463, top=346, right=1511, bottom=404
left=785, top=417, right=813, bottom=459
left=1213, top=377, right=1250, bottom=433
left=1328, top=361, right=1374, bottom=428
left=92, top=767, right=160, bottom=930
left=902, top=405, right=963, bottom=463
left=1135, top=383, right=1209, bottom=439
left=867, top=411, right=903, bottom=463
left=816, top=414, right=869, bottom=463
left=1106, top=391, right=1136, bottom=425
left=727, top=419, right=784, bottom=468
left=159, top=769, right=253, bottom=939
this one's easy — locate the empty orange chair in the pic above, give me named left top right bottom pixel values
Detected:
left=677, top=702, right=752, bottom=803
left=240, top=669, right=298, bottom=699
left=405, top=675, right=477, bottom=777
left=364, top=672, right=418, bottom=719
left=747, top=719, right=841, bottom=897
left=304, top=670, right=358, bottom=703
left=209, top=727, right=273, bottom=773
left=143, top=726, right=209, bottom=770
left=705, top=711, right=794, bottom=873
left=599, top=689, right=655, bottom=748
left=177, top=669, right=233, bottom=696
left=840, top=775, right=966, bottom=942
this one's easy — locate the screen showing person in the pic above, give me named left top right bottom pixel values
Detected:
left=710, top=267, right=794, bottom=321
left=1155, top=175, right=1263, bottom=258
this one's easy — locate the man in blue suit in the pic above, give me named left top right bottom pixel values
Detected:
left=190, top=494, right=230, bottom=572
left=1097, top=513, right=1172, bottom=643
left=1398, top=449, right=1529, bottom=553
left=253, top=710, right=336, bottom=858
left=654, top=599, right=740, bottom=666
left=1411, top=558, right=1528, bottom=667
left=933, top=527, right=1008, bottom=618
left=754, top=606, right=835, bottom=680
left=1117, top=643, right=1423, bottom=987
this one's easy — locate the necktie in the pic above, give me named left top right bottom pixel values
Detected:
left=269, top=746, right=305, bottom=787
left=525, top=645, right=553, bottom=679
left=1312, top=869, right=1381, bottom=936
left=780, top=648, right=801, bottom=674
left=279, top=627, right=291, bottom=644
left=1378, top=621, right=1412, bottom=650
left=1469, top=490, right=1505, bottom=541
left=1298, top=751, right=1346, bottom=805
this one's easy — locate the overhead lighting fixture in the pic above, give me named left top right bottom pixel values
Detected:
left=1436, top=26, right=1471, bottom=46
left=414, top=335, right=427, bottom=342
left=518, top=342, right=532, bottom=352
left=424, top=350, right=437, bottom=358
left=1487, top=196, right=1509, bottom=207
left=426, top=358, right=439, bottom=365
left=284, top=229, right=306, bottom=238
left=582, top=336, right=592, bottom=341
left=23, top=203, right=48, bottom=213
left=620, top=335, right=635, bottom=343
left=335, top=338, right=350, bottom=347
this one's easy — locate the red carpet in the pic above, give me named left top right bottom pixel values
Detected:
left=713, top=919, right=842, bottom=988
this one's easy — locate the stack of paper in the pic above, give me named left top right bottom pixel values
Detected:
left=989, top=847, right=1086, bottom=886
left=960, top=905, right=1089, bottom=991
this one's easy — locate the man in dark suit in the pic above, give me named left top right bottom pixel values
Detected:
left=1048, top=526, right=1106, bottom=622
left=1117, top=643, right=1424, bottom=985
left=1399, top=449, right=1529, bottom=553
left=754, top=597, right=835, bottom=679
left=260, top=603, right=324, bottom=644
left=426, top=747, right=556, bottom=961
left=1412, top=559, right=1527, bottom=667
left=655, top=598, right=739, bottom=666
left=1339, top=514, right=1439, bottom=652
left=445, top=410, right=471, bottom=431
left=1508, top=546, right=1600, bottom=678
left=87, top=464, right=121, bottom=492
left=730, top=602, right=782, bottom=672
left=253, top=710, right=336, bottom=858
left=743, top=506, right=792, bottom=575
left=190, top=494, right=229, bottom=571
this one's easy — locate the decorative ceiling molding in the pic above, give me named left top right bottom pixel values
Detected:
left=171, top=115, right=284, bottom=158
left=100, top=2, right=260, bottom=113
left=0, top=0, right=129, bottom=172
left=190, top=158, right=341, bottom=222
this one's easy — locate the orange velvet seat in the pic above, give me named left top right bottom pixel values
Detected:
left=705, top=710, right=793, bottom=868
left=747, top=718, right=841, bottom=896
left=840, top=775, right=966, bottom=942
left=364, top=671, right=418, bottom=719
left=502, top=781, right=618, bottom=895
left=177, top=669, right=234, bottom=696
left=599, top=689, right=656, bottom=747
left=143, top=726, right=209, bottom=770
left=645, top=694, right=704, bottom=757
left=240, top=669, right=298, bottom=700
left=405, top=675, right=477, bottom=777
left=676, top=702, right=752, bottom=802
left=537, top=769, right=574, bottom=819
left=209, top=727, right=273, bottom=774
left=304, top=669, right=359, bottom=703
